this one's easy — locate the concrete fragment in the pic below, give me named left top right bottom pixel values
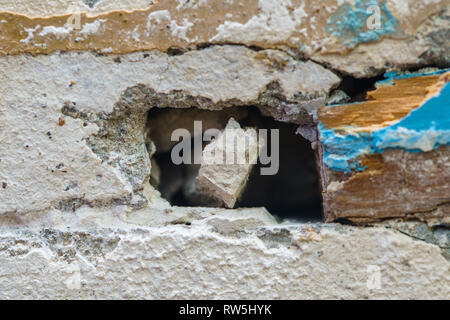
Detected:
left=296, top=125, right=318, bottom=143
left=326, top=90, right=351, bottom=105
left=197, top=118, right=260, bottom=208
left=201, top=207, right=277, bottom=234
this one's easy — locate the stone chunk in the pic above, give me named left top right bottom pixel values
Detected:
left=196, top=118, right=260, bottom=208
left=326, top=90, right=350, bottom=105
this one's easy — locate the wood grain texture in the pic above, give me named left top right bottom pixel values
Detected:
left=319, top=146, right=450, bottom=223
left=319, top=74, right=448, bottom=132
left=318, top=72, right=450, bottom=223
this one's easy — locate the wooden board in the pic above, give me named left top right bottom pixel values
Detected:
left=317, top=71, right=450, bottom=223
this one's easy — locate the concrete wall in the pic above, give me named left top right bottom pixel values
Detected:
left=0, top=0, right=448, bottom=299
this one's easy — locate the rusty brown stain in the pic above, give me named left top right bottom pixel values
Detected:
left=0, top=0, right=446, bottom=56
left=0, top=0, right=259, bottom=55
left=324, top=146, right=450, bottom=222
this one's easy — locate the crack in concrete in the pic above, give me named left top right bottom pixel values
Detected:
left=376, top=220, right=450, bottom=261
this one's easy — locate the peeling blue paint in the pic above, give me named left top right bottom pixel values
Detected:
left=327, top=0, right=400, bottom=48
left=320, top=75, right=450, bottom=172
left=377, top=69, right=450, bottom=86
left=373, top=82, right=450, bottom=152
left=319, top=123, right=370, bottom=172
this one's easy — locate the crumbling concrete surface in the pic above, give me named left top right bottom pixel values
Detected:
left=1, top=0, right=448, bottom=78
left=0, top=0, right=449, bottom=300
left=0, top=222, right=448, bottom=299
left=0, top=46, right=339, bottom=214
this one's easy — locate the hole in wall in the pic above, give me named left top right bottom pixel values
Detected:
left=147, top=107, right=323, bottom=222
left=239, top=109, right=322, bottom=222
left=330, top=67, right=445, bottom=105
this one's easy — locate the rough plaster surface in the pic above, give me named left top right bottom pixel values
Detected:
left=0, top=0, right=449, bottom=300
left=0, top=221, right=448, bottom=299
left=0, top=0, right=448, bottom=77
left=0, top=46, right=339, bottom=215
left=0, top=0, right=153, bottom=16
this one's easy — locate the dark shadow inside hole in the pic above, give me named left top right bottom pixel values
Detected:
left=149, top=107, right=323, bottom=222
left=152, top=152, right=187, bottom=204
left=238, top=109, right=322, bottom=222
left=339, top=74, right=385, bottom=102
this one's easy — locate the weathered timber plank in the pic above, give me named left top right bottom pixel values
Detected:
left=317, top=71, right=450, bottom=223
